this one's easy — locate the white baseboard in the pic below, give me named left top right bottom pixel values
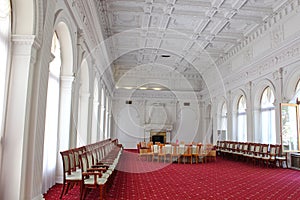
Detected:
left=32, top=194, right=44, bottom=200
left=56, top=175, right=63, bottom=184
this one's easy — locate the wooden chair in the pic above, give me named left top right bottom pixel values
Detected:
left=204, top=144, right=215, bottom=162
left=259, top=144, right=269, bottom=167
left=195, top=143, right=205, bottom=163
left=158, top=144, right=166, bottom=162
left=244, top=143, right=255, bottom=163
left=164, top=144, right=172, bottom=163
left=264, top=144, right=277, bottom=167
left=171, top=144, right=180, bottom=163
left=152, top=144, right=160, bottom=162
left=233, top=142, right=244, bottom=161
left=252, top=143, right=262, bottom=165
left=276, top=145, right=288, bottom=168
left=79, top=151, right=108, bottom=200
left=183, top=144, right=193, bottom=164
left=191, top=144, right=198, bottom=163
left=178, top=143, right=185, bottom=163
left=240, top=143, right=249, bottom=161
left=60, top=150, right=82, bottom=199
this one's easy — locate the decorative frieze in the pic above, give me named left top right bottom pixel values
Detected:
left=271, top=24, right=284, bottom=48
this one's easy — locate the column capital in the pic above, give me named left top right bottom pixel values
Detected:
left=60, top=76, right=74, bottom=90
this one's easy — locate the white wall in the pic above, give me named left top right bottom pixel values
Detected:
left=112, top=90, right=204, bottom=147
left=116, top=106, right=144, bottom=149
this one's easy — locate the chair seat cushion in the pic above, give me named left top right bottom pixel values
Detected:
left=66, top=173, right=82, bottom=180
left=84, top=175, right=107, bottom=185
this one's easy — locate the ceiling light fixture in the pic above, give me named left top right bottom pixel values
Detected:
left=153, top=88, right=162, bottom=91
left=139, top=87, right=147, bottom=90
left=124, top=87, right=133, bottom=90
left=161, top=54, right=171, bottom=58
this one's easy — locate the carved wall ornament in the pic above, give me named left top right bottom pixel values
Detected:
left=244, top=47, right=253, bottom=64
left=271, top=25, right=284, bottom=48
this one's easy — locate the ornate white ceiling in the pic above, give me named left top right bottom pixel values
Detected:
left=93, top=0, right=289, bottom=92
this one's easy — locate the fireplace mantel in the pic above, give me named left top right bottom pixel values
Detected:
left=144, top=123, right=173, bottom=132
left=144, top=124, right=172, bottom=143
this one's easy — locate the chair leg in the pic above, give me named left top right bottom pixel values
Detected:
left=65, top=182, right=71, bottom=195
left=99, top=185, right=106, bottom=200
left=60, top=182, right=66, bottom=199
left=80, top=185, right=84, bottom=200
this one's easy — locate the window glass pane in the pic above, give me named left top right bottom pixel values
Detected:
left=220, top=102, right=227, bottom=140
left=281, top=104, right=298, bottom=151
left=261, top=87, right=276, bottom=144
left=237, top=96, right=247, bottom=142
left=221, top=103, right=227, bottom=116
left=238, top=96, right=246, bottom=112
left=261, top=87, right=275, bottom=109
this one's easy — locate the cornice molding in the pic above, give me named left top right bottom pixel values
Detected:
left=208, top=33, right=300, bottom=98
left=216, top=0, right=300, bottom=66
left=113, top=89, right=202, bottom=101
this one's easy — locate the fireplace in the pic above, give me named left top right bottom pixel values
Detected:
left=152, top=135, right=164, bottom=144
left=150, top=132, right=166, bottom=144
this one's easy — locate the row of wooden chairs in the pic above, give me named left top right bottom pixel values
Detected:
left=216, top=141, right=288, bottom=168
left=138, top=142, right=216, bottom=164
left=60, top=138, right=122, bottom=200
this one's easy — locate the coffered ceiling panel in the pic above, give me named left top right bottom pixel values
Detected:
left=95, top=0, right=289, bottom=92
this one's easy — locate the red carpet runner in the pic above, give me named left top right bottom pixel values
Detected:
left=44, top=150, right=300, bottom=199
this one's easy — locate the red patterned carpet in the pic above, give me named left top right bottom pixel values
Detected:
left=44, top=150, right=300, bottom=200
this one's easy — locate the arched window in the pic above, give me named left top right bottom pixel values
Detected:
left=237, top=96, right=247, bottom=142
left=218, top=102, right=227, bottom=140
left=261, top=87, right=276, bottom=144
left=0, top=0, right=11, bottom=137
left=42, top=33, right=61, bottom=193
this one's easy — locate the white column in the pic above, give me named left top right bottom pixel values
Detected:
left=246, top=82, right=254, bottom=142
left=226, top=91, right=233, bottom=141
left=105, top=109, right=109, bottom=139
left=0, top=35, right=38, bottom=200
left=274, top=69, right=284, bottom=144
left=55, top=75, right=74, bottom=183
left=91, top=100, right=99, bottom=143
left=100, top=104, right=105, bottom=141
left=77, top=92, right=90, bottom=146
